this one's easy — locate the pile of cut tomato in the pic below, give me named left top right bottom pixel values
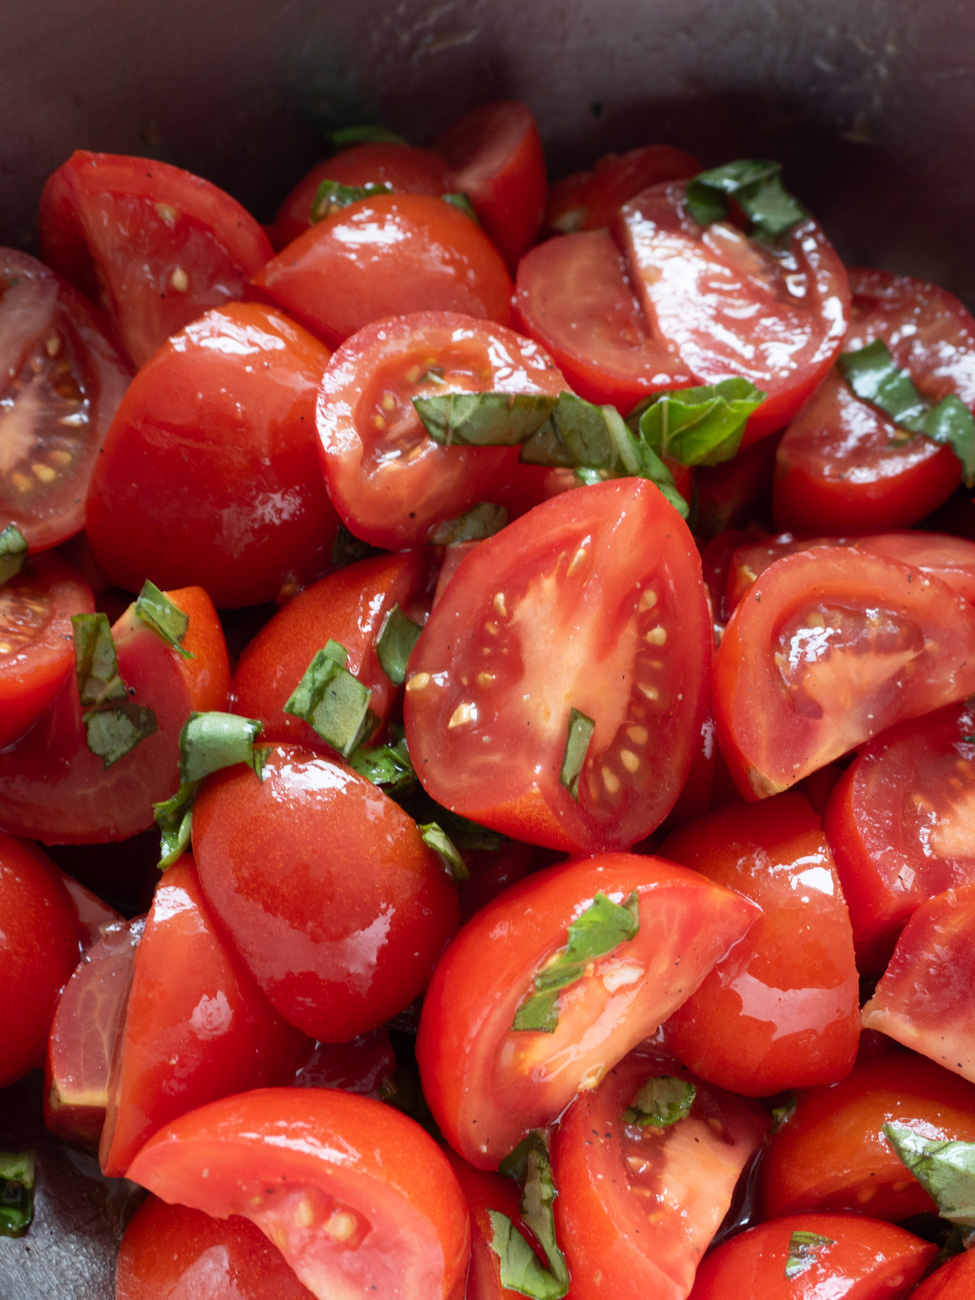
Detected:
left=4, top=99, right=975, bottom=1300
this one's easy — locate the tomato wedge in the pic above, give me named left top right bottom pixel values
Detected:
left=544, top=144, right=700, bottom=234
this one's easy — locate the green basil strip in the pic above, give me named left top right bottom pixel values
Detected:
left=284, top=640, right=375, bottom=758
left=884, top=1123, right=975, bottom=1226
left=491, top=1133, right=570, bottom=1300
left=349, top=728, right=417, bottom=797
left=512, top=891, right=641, bottom=1033
left=633, top=378, right=766, bottom=467
left=429, top=502, right=509, bottom=546
left=419, top=821, right=469, bottom=882
left=413, top=391, right=559, bottom=448
left=0, top=1151, right=36, bottom=1237
left=72, top=613, right=130, bottom=709
left=559, top=708, right=594, bottom=801
left=784, top=1230, right=835, bottom=1279
left=839, top=339, right=975, bottom=486
left=135, top=580, right=194, bottom=659
left=376, top=605, right=423, bottom=686
left=771, top=1094, right=797, bottom=1131
left=153, top=779, right=198, bottom=870
left=310, top=179, right=393, bottom=223
left=623, top=1076, right=697, bottom=1128
left=83, top=704, right=158, bottom=769
left=441, top=191, right=480, bottom=222
left=327, top=124, right=406, bottom=150
left=685, top=159, right=806, bottom=240
left=0, top=524, right=28, bottom=587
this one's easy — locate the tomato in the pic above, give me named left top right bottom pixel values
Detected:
left=57, top=870, right=122, bottom=948
left=659, top=793, right=860, bottom=1096
left=100, top=857, right=310, bottom=1178
left=856, top=531, right=975, bottom=602
left=84, top=302, right=339, bottom=608
left=416, top=852, right=759, bottom=1169
left=909, top=1250, right=975, bottom=1299
left=315, top=311, right=565, bottom=549
left=116, top=1196, right=317, bottom=1299
left=39, top=151, right=273, bottom=366
left=0, top=249, right=131, bottom=550
left=615, top=181, right=850, bottom=443
left=544, top=144, right=700, bottom=234
left=713, top=547, right=975, bottom=798
left=253, top=193, right=514, bottom=348
left=441, top=1149, right=525, bottom=1300
left=433, top=100, right=546, bottom=268
left=758, top=1050, right=975, bottom=1220
left=514, top=229, right=693, bottom=411
left=774, top=269, right=975, bottom=534
left=269, top=142, right=452, bottom=249
left=687, top=1213, right=936, bottom=1300
left=192, top=744, right=459, bottom=1042
left=0, top=829, right=83, bottom=1087
left=0, top=584, right=229, bottom=843
left=552, top=1045, right=768, bottom=1300
left=125, top=1087, right=471, bottom=1300
left=0, top=552, right=94, bottom=750
left=404, top=478, right=713, bottom=854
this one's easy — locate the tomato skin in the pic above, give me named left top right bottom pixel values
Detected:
left=404, top=478, right=713, bottom=854
left=441, top=1149, right=526, bottom=1300
left=253, top=193, right=515, bottom=348
left=125, top=1087, right=472, bottom=1300
left=416, top=852, right=759, bottom=1170
left=192, top=744, right=459, bottom=1042
left=39, top=151, right=273, bottom=367
left=0, top=249, right=132, bottom=551
left=552, top=1045, right=768, bottom=1300
left=85, top=301, right=339, bottom=608
left=687, top=1212, right=936, bottom=1300
left=659, top=793, right=860, bottom=1096
left=713, top=547, right=975, bottom=798
left=909, top=1250, right=975, bottom=1299
left=544, top=144, right=700, bottom=234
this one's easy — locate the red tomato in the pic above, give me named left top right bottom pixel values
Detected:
left=125, top=1087, right=471, bottom=1300
left=269, top=142, right=452, bottom=249
left=253, top=193, right=515, bottom=348
left=416, top=852, right=759, bottom=1169
left=687, top=1213, right=936, bottom=1300
left=544, top=144, right=701, bottom=234
left=660, top=793, right=860, bottom=1096
left=758, top=1050, right=975, bottom=1220
left=84, top=301, right=339, bottom=608
left=774, top=269, right=975, bottom=534
left=713, top=547, right=975, bottom=797
left=192, top=744, right=459, bottom=1042
left=909, top=1250, right=975, bottom=1299
left=0, top=584, right=229, bottom=843
left=0, top=552, right=94, bottom=750
left=616, top=181, right=850, bottom=443
left=315, top=311, right=565, bottom=548
left=0, top=829, right=83, bottom=1087
left=552, top=1045, right=768, bottom=1300
left=404, top=478, right=713, bottom=854
left=856, top=531, right=975, bottom=603
left=0, top=249, right=131, bottom=550
left=116, top=1196, right=317, bottom=1299
left=441, top=1148, right=525, bottom=1300
left=100, top=858, right=310, bottom=1178
left=725, top=533, right=842, bottom=612
left=58, top=870, right=122, bottom=948
left=434, top=100, right=547, bottom=268
left=39, top=151, right=273, bottom=366
left=514, top=229, right=693, bottom=411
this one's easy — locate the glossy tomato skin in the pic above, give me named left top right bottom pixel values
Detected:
left=909, top=1250, right=975, bottom=1299
left=0, top=249, right=131, bottom=551
left=416, top=852, right=759, bottom=1170
left=687, top=1212, right=936, bottom=1300
left=253, top=193, right=515, bottom=348
left=404, top=478, right=713, bottom=855
left=192, top=744, right=459, bottom=1042
left=544, top=144, right=700, bottom=234
left=40, top=151, right=272, bottom=367
left=315, top=311, right=565, bottom=549
left=553, top=1045, right=768, bottom=1300
left=659, top=793, right=860, bottom=1096
left=713, top=547, right=975, bottom=798
left=125, top=1087, right=471, bottom=1300
left=85, top=302, right=339, bottom=608
left=441, top=1149, right=525, bottom=1300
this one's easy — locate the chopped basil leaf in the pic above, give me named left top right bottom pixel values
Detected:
left=413, top=390, right=558, bottom=448
left=153, top=779, right=198, bottom=870
left=633, top=378, right=766, bottom=467
left=0, top=1151, right=35, bottom=1237
left=72, top=613, right=130, bottom=709
left=284, top=640, right=375, bottom=758
left=884, top=1123, right=975, bottom=1226
left=559, top=708, right=594, bottom=801
left=512, top=891, right=641, bottom=1032
left=327, top=124, right=406, bottom=150
left=310, top=179, right=393, bottom=223
left=0, top=524, right=28, bottom=587
left=419, top=821, right=469, bottom=882
left=839, top=339, right=975, bottom=486
left=785, top=1230, right=835, bottom=1279
left=441, top=191, right=479, bottom=222
left=84, top=703, right=158, bottom=768
left=623, top=1075, right=697, bottom=1127
left=376, top=605, right=423, bottom=685
left=685, top=159, right=806, bottom=240
left=349, top=728, right=417, bottom=796
left=429, top=502, right=508, bottom=545
left=491, top=1132, right=570, bottom=1300
left=135, top=580, right=193, bottom=659
left=771, top=1094, right=797, bottom=1131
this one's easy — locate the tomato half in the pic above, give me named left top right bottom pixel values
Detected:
left=125, top=1087, right=471, bottom=1300
left=404, top=478, right=713, bottom=854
